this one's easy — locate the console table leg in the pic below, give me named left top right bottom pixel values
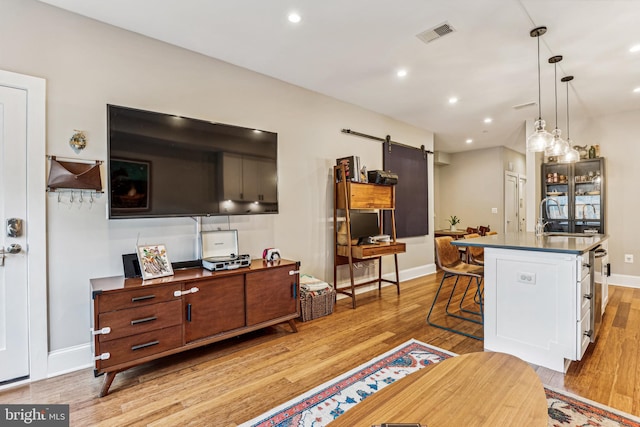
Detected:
left=99, top=371, right=117, bottom=397
left=288, top=319, right=298, bottom=333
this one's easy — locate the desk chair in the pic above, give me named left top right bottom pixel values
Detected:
left=427, top=236, right=484, bottom=340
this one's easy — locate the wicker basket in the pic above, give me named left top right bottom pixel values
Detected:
left=299, top=286, right=335, bottom=322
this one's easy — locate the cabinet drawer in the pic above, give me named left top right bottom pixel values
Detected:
left=336, top=182, right=394, bottom=209
left=96, top=283, right=182, bottom=312
left=336, top=242, right=406, bottom=259
left=97, top=325, right=182, bottom=369
left=578, top=274, right=591, bottom=319
left=577, top=310, right=591, bottom=360
left=97, top=299, right=182, bottom=342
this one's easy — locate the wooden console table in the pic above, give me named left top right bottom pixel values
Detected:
left=333, top=164, right=406, bottom=308
left=90, top=259, right=299, bottom=397
left=328, top=351, right=548, bottom=426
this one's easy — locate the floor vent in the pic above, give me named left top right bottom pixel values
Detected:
left=416, top=22, right=456, bottom=44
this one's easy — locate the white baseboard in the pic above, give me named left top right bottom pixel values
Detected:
left=335, top=263, right=437, bottom=299
left=47, top=343, right=93, bottom=378
left=606, top=273, right=640, bottom=289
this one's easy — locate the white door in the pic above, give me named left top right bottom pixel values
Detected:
left=518, top=175, right=527, bottom=232
left=0, top=85, right=30, bottom=383
left=504, top=172, right=519, bottom=233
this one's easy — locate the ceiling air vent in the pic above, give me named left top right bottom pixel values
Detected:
left=512, top=101, right=537, bottom=110
left=416, top=22, right=456, bottom=44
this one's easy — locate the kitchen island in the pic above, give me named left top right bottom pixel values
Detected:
left=452, top=232, right=608, bottom=372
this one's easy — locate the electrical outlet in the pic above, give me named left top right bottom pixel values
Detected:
left=625, top=254, right=634, bottom=263
left=517, top=272, right=536, bottom=284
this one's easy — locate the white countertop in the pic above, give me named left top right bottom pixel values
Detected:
left=450, top=232, right=608, bottom=254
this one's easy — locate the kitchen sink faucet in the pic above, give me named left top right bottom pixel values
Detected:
left=536, top=197, right=560, bottom=236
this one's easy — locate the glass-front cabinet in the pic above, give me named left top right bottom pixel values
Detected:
left=541, top=158, right=605, bottom=234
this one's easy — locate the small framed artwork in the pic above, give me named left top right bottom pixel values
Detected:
left=110, top=158, right=151, bottom=212
left=137, top=244, right=174, bottom=280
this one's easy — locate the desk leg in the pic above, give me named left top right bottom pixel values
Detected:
left=394, top=253, right=400, bottom=295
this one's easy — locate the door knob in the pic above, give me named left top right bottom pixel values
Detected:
left=3, top=244, right=22, bottom=254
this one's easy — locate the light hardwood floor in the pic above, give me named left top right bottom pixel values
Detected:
left=1, top=272, right=638, bottom=426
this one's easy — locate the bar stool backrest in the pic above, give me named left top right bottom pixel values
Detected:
left=435, top=236, right=463, bottom=270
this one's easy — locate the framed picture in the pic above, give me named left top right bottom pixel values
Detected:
left=137, top=244, right=174, bottom=280
left=110, top=158, right=150, bottom=212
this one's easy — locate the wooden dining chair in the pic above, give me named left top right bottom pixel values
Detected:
left=427, top=236, right=484, bottom=340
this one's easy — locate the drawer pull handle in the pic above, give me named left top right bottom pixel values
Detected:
left=131, top=340, right=160, bottom=351
left=173, top=287, right=199, bottom=297
left=91, top=327, right=111, bottom=336
left=131, top=295, right=155, bottom=302
left=131, top=316, right=157, bottom=326
left=289, top=270, right=300, bottom=276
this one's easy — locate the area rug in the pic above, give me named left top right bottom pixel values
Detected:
left=240, top=339, right=640, bottom=427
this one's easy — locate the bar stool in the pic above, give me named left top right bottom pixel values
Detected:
left=427, top=236, right=484, bottom=340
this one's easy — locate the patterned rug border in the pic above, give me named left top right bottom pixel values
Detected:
left=241, top=339, right=640, bottom=427
left=545, top=385, right=640, bottom=425
left=240, top=339, right=454, bottom=426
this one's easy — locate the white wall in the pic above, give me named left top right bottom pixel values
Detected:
left=435, top=147, right=523, bottom=232
left=0, top=0, right=435, bottom=363
left=577, top=111, right=640, bottom=281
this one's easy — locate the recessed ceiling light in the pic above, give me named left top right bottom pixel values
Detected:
left=484, top=118, right=493, bottom=124
left=288, top=12, right=301, bottom=23
left=630, top=44, right=640, bottom=53
left=633, top=87, right=640, bottom=93
left=465, top=139, right=473, bottom=144
left=448, top=97, right=458, bottom=104
left=396, top=69, right=408, bottom=78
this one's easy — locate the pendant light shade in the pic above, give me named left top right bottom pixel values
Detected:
left=560, top=75, right=580, bottom=163
left=526, top=26, right=553, bottom=152
left=545, top=55, right=570, bottom=157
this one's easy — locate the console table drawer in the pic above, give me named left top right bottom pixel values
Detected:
left=97, top=325, right=182, bottom=369
left=97, top=299, right=182, bottom=342
left=96, top=284, right=182, bottom=312
left=336, top=242, right=406, bottom=259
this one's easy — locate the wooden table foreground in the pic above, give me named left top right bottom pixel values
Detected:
left=328, top=351, right=548, bottom=427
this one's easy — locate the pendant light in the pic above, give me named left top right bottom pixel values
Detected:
left=544, top=55, right=570, bottom=157
left=560, top=75, right=580, bottom=163
left=526, top=26, right=553, bottom=152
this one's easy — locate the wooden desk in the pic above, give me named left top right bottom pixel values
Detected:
left=328, top=351, right=548, bottom=427
left=434, top=229, right=469, bottom=239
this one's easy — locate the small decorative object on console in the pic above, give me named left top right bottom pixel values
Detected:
left=136, top=244, right=174, bottom=280
left=263, top=248, right=281, bottom=261
left=336, top=156, right=361, bottom=182
left=367, top=170, right=398, bottom=185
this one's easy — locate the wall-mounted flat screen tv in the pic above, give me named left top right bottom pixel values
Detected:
left=107, top=105, right=278, bottom=219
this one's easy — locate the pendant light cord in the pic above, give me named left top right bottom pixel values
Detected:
left=566, top=81, right=570, bottom=139
left=537, top=36, right=542, bottom=121
left=554, top=62, right=558, bottom=128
